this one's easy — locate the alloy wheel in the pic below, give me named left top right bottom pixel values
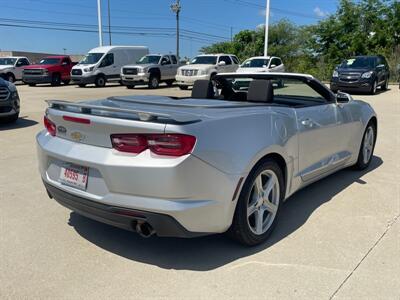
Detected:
left=247, top=170, right=280, bottom=235
left=363, top=126, right=374, bottom=164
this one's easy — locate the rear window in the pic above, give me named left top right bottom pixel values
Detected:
left=231, top=56, right=240, bottom=64
left=39, top=58, right=60, bottom=65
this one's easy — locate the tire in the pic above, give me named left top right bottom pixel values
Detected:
left=51, top=73, right=61, bottom=86
left=126, top=85, right=135, bottom=89
left=78, top=84, right=86, bottom=88
left=179, top=85, right=188, bottom=90
left=381, top=78, right=389, bottom=91
left=28, top=83, right=36, bottom=87
left=95, top=75, right=106, bottom=87
left=370, top=80, right=377, bottom=95
left=165, top=80, right=174, bottom=87
left=63, top=79, right=70, bottom=85
left=6, top=73, right=15, bottom=83
left=229, top=158, right=285, bottom=246
left=148, top=74, right=160, bottom=89
left=354, top=122, right=376, bottom=170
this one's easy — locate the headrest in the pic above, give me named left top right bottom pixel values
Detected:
left=191, top=80, right=214, bottom=99
left=247, top=80, right=274, bottom=103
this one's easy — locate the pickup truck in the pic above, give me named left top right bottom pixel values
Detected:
left=22, top=56, right=76, bottom=86
left=0, top=56, right=30, bottom=83
left=121, top=54, right=179, bottom=89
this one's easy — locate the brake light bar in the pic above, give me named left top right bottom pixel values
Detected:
left=63, top=115, right=91, bottom=124
left=111, top=134, right=196, bottom=157
left=44, top=116, right=56, bottom=136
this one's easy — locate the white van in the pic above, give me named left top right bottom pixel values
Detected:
left=71, top=46, right=149, bottom=87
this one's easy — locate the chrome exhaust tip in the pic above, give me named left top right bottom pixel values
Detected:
left=135, top=221, right=155, bottom=238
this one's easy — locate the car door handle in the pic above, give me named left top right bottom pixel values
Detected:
left=301, top=118, right=314, bottom=127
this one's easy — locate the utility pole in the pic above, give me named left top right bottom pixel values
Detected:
left=63, top=48, right=66, bottom=55
left=230, top=27, right=233, bottom=42
left=264, top=0, right=270, bottom=57
left=97, top=0, right=103, bottom=46
left=107, top=0, right=112, bottom=45
left=170, top=0, right=181, bottom=61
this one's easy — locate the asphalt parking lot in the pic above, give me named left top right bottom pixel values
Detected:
left=1, top=83, right=399, bottom=299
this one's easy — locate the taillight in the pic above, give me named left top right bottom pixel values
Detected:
left=147, top=134, right=196, bottom=156
left=44, top=116, right=56, bottom=136
left=110, top=134, right=196, bottom=157
left=111, top=134, right=148, bottom=154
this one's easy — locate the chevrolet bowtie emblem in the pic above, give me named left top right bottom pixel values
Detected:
left=71, top=132, right=85, bottom=142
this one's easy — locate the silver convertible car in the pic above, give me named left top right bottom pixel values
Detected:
left=36, top=72, right=377, bottom=246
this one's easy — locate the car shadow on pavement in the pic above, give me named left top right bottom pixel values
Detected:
left=68, top=156, right=383, bottom=271
left=0, top=117, right=38, bottom=130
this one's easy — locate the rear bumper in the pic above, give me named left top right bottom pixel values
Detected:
left=44, top=181, right=205, bottom=237
left=36, top=130, right=240, bottom=234
left=22, top=75, right=52, bottom=84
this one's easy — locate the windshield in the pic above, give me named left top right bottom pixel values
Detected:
left=340, top=57, right=376, bottom=69
left=0, top=58, right=17, bottom=65
left=79, top=53, right=104, bottom=65
left=137, top=55, right=161, bottom=64
left=39, top=58, right=60, bottom=65
left=241, top=58, right=269, bottom=68
left=191, top=56, right=217, bottom=65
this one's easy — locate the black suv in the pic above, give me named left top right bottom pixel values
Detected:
left=330, top=55, right=390, bottom=95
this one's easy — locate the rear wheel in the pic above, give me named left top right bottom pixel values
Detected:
left=229, top=159, right=284, bottom=246
left=78, top=84, right=86, bottom=88
left=354, top=122, right=376, bottom=170
left=95, top=75, right=106, bottom=87
left=51, top=73, right=61, bottom=86
left=126, top=85, right=135, bottom=89
left=28, top=83, right=36, bottom=87
left=179, top=85, right=188, bottom=90
left=148, top=74, right=160, bottom=89
left=62, top=79, right=70, bottom=85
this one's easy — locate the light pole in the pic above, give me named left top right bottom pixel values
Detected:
left=170, top=0, right=181, bottom=61
left=107, top=0, right=112, bottom=45
left=264, top=0, right=270, bottom=57
left=97, top=0, right=103, bottom=46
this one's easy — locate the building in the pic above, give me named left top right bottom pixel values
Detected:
left=0, top=51, right=83, bottom=63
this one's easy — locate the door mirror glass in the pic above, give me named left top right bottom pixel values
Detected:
left=270, top=64, right=276, bottom=69
left=218, top=61, right=226, bottom=66
left=336, top=91, right=353, bottom=103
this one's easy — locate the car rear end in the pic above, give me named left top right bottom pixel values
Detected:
left=37, top=100, right=239, bottom=237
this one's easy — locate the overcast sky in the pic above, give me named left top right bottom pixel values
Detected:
left=0, top=0, right=338, bottom=57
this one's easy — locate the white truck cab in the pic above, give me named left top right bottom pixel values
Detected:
left=0, top=57, right=30, bottom=82
left=176, top=54, right=240, bottom=90
left=71, top=46, right=149, bottom=87
left=237, top=56, right=285, bottom=73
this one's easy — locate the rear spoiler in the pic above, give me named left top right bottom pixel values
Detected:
left=46, top=100, right=200, bottom=123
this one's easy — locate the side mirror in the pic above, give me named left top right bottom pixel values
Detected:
left=62, top=61, right=68, bottom=66
left=262, top=65, right=267, bottom=68
left=218, top=61, right=226, bottom=66
left=376, top=64, right=385, bottom=69
left=336, top=91, right=353, bottom=104
left=270, top=64, right=276, bottom=69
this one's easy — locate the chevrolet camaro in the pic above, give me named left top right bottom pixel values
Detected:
left=37, top=72, right=377, bottom=246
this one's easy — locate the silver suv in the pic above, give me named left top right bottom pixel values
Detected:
left=121, top=54, right=179, bottom=89
left=176, top=54, right=240, bottom=90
